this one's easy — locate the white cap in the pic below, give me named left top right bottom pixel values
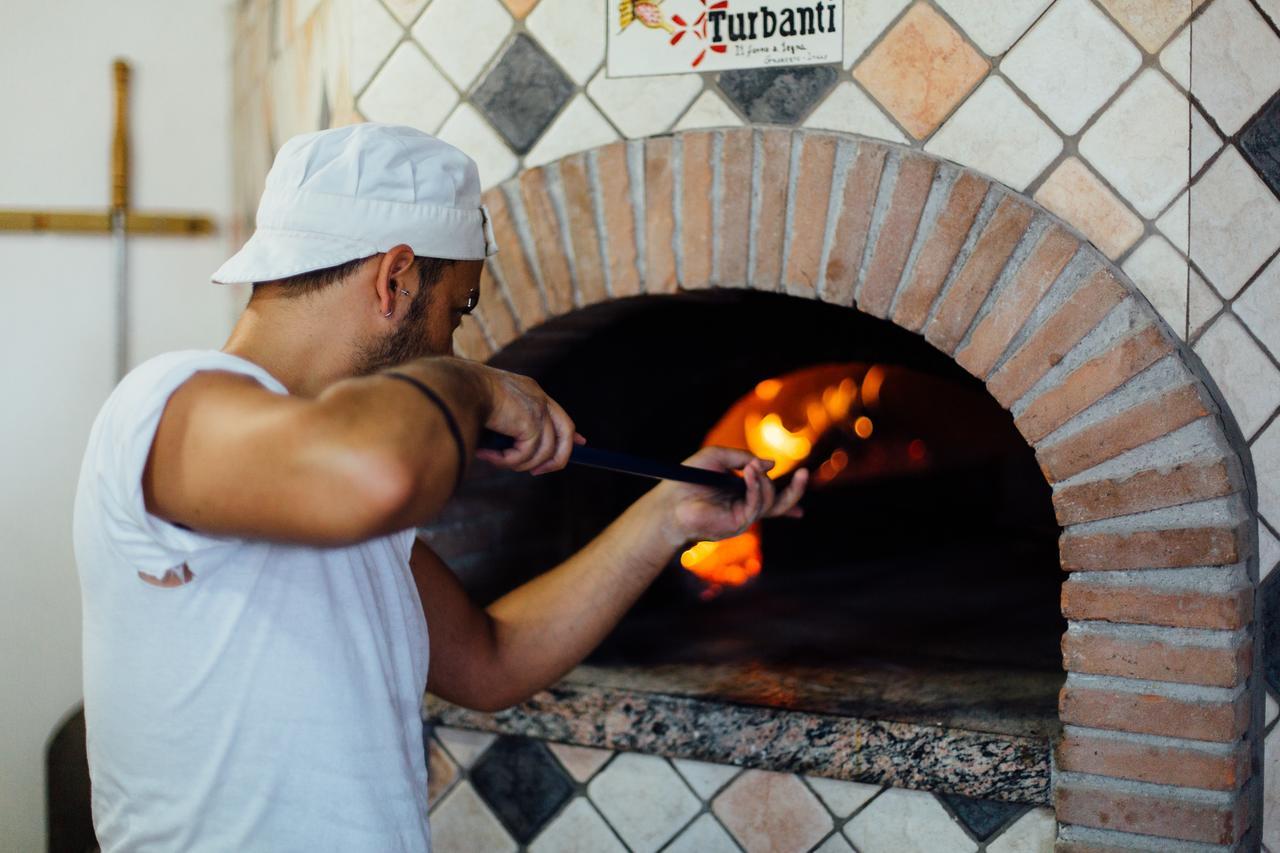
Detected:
left=212, top=123, right=499, bottom=284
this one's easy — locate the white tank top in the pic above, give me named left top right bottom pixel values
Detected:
left=72, top=350, right=431, bottom=852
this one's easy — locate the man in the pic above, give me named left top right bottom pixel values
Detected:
left=72, top=123, right=807, bottom=851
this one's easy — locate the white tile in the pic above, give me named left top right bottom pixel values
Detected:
left=1266, top=728, right=1280, bottom=850
left=813, top=833, right=857, bottom=852
left=357, top=41, right=458, bottom=132
left=672, top=758, right=740, bottom=799
left=1253, top=417, right=1280, bottom=527
left=383, top=0, right=429, bottom=26
left=547, top=742, right=613, bottom=783
left=1188, top=268, right=1220, bottom=339
left=1189, top=148, right=1280, bottom=298
left=986, top=806, right=1056, bottom=852
left=1195, top=314, right=1280, bottom=439
left=1078, top=69, right=1189, bottom=218
left=435, top=726, right=497, bottom=768
left=1237, top=255, right=1280, bottom=361
left=1191, top=105, right=1222, bottom=176
left=1156, top=189, right=1189, bottom=253
left=1189, top=0, right=1280, bottom=135
left=803, top=776, right=881, bottom=818
left=843, top=0, right=913, bottom=68
left=351, top=0, right=404, bottom=95
left=1259, top=0, right=1280, bottom=27
left=935, top=0, right=1055, bottom=55
left=1261, top=522, right=1279, bottom=583
left=1123, top=236, right=1191, bottom=338
left=587, top=67, right=703, bottom=138
left=1001, top=0, right=1141, bottom=134
left=523, top=94, right=620, bottom=168
left=924, top=76, right=1062, bottom=191
left=412, top=0, right=512, bottom=91
left=530, top=797, right=627, bottom=853
left=844, top=788, right=978, bottom=853
left=803, top=81, right=909, bottom=143
left=437, top=103, right=519, bottom=189
left=527, top=0, right=606, bottom=85
left=674, top=90, right=744, bottom=131
left=588, top=753, right=701, bottom=853
left=1159, top=22, right=1190, bottom=90
left=1268, top=691, right=1279, bottom=727
left=663, top=814, right=741, bottom=853
left=430, top=782, right=517, bottom=852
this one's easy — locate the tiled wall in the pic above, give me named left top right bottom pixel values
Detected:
left=232, top=0, right=1280, bottom=848
left=425, top=725, right=1057, bottom=852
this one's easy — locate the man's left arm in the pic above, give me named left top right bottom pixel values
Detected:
left=412, top=448, right=806, bottom=713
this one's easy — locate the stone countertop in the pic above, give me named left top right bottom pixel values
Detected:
left=426, top=659, right=1062, bottom=804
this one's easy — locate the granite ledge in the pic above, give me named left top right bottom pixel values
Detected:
left=426, top=661, right=1060, bottom=805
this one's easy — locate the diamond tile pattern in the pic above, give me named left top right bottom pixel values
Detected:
left=844, top=0, right=913, bottom=68
left=804, top=81, right=907, bottom=142
left=1001, top=0, right=1141, bottom=134
left=1256, top=417, right=1280, bottom=528
left=713, top=769, right=833, bottom=853
left=1194, top=313, right=1280, bottom=438
left=1241, top=92, right=1280, bottom=197
left=357, top=41, right=458, bottom=132
left=853, top=2, right=990, bottom=139
left=1189, top=147, right=1280, bottom=297
left=674, top=89, right=745, bottom=131
left=589, top=753, right=701, bottom=853
left=938, top=792, right=1027, bottom=841
left=587, top=67, right=703, bottom=137
left=1236, top=254, right=1280, bottom=359
left=412, top=0, right=511, bottom=90
left=1033, top=156, right=1142, bottom=258
left=717, top=66, right=840, bottom=125
left=526, top=0, right=606, bottom=85
left=804, top=776, right=882, bottom=817
left=1094, top=0, right=1205, bottom=53
left=986, top=806, right=1057, bottom=852
left=470, top=736, right=575, bottom=843
left=1189, top=0, right=1280, bottom=135
left=845, top=787, right=979, bottom=852
left=935, top=0, right=1055, bottom=55
left=529, top=798, right=626, bottom=853
left=473, top=33, right=573, bottom=153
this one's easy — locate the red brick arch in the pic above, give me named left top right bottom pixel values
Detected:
left=454, top=128, right=1262, bottom=849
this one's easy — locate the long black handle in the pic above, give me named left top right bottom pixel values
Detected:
left=478, top=429, right=750, bottom=495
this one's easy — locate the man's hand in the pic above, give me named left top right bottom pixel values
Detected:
left=649, top=447, right=809, bottom=548
left=466, top=366, right=584, bottom=476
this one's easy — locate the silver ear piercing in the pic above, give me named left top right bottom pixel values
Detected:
left=385, top=289, right=410, bottom=317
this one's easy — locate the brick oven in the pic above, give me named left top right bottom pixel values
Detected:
left=423, top=131, right=1263, bottom=849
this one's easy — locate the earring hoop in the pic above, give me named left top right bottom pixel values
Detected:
left=399, top=288, right=410, bottom=296
left=384, top=309, right=393, bottom=317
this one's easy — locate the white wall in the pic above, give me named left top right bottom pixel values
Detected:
left=0, top=2, right=244, bottom=849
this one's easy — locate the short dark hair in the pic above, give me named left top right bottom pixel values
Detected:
left=251, top=255, right=456, bottom=297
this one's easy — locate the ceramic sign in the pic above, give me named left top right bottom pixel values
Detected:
left=607, top=1, right=844, bottom=77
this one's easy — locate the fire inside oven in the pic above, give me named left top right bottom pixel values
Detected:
left=437, top=289, right=1065, bottom=673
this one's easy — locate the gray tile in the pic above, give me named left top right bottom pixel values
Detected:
left=470, top=735, right=575, bottom=843
left=938, top=792, right=1026, bottom=841
left=473, top=33, right=574, bottom=154
left=1241, top=92, right=1280, bottom=199
left=717, top=65, right=839, bottom=125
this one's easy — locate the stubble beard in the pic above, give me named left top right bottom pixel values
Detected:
left=352, top=284, right=439, bottom=376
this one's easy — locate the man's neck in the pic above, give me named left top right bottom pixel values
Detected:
left=221, top=293, right=358, bottom=398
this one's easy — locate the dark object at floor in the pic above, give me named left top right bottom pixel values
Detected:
left=46, top=703, right=98, bottom=853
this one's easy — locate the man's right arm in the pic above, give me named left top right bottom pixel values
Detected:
left=143, top=357, right=495, bottom=546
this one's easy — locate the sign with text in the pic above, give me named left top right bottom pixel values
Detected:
left=607, top=1, right=844, bottom=77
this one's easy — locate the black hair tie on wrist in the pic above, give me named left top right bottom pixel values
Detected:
left=384, top=372, right=468, bottom=496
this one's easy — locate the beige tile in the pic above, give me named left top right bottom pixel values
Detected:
left=587, top=66, right=702, bottom=138
left=986, top=806, right=1056, bottom=852
left=674, top=90, right=745, bottom=131
left=427, top=737, right=458, bottom=807
left=843, top=0, right=914, bottom=68
left=713, top=769, right=833, bottom=853
left=844, top=788, right=978, bottom=852
left=547, top=742, right=613, bottom=783
left=437, top=103, right=519, bottom=189
left=1002, top=0, right=1141, bottom=134
left=356, top=41, right=458, bottom=133
left=803, top=776, right=882, bottom=818
left=853, top=1, right=990, bottom=139
left=664, top=814, right=741, bottom=853
left=1235, top=255, right=1280, bottom=361
left=430, top=782, right=517, bottom=851
left=803, top=81, right=908, bottom=143
left=1095, top=0, right=1206, bottom=52
left=1078, top=68, right=1189, bottom=218
left=1189, top=147, right=1280, bottom=297
left=523, top=94, right=619, bottom=168
left=924, top=76, right=1061, bottom=190
left=1122, top=236, right=1191, bottom=338
left=435, top=725, right=497, bottom=768
left=529, top=797, right=627, bottom=853
left=527, top=0, right=606, bottom=84
left=412, top=0, right=512, bottom=90
left=935, top=0, right=1054, bottom=55
left=1194, top=313, right=1280, bottom=438
left=1189, top=0, right=1280, bottom=135
left=588, top=753, right=700, bottom=853
left=1252, top=413, right=1280, bottom=525
left=1034, top=157, right=1142, bottom=259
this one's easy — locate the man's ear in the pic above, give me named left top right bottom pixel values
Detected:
left=373, top=244, right=417, bottom=317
